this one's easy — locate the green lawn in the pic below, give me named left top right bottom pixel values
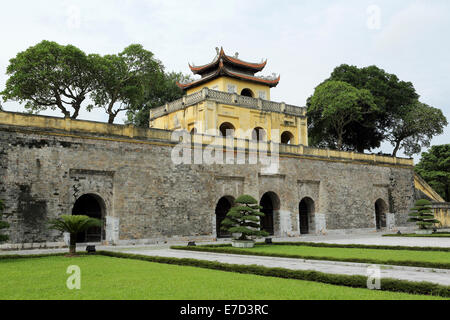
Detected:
left=180, top=244, right=450, bottom=268
left=0, top=255, right=445, bottom=300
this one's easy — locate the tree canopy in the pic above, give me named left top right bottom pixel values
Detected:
left=126, top=71, right=186, bottom=127
left=386, top=102, right=447, bottom=157
left=307, top=64, right=447, bottom=156
left=89, top=44, right=165, bottom=124
left=308, top=80, right=378, bottom=150
left=415, top=144, right=450, bottom=202
left=1, top=40, right=96, bottom=119
left=1, top=41, right=183, bottom=125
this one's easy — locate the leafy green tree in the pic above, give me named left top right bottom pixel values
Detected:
left=408, top=199, right=440, bottom=230
left=1, top=40, right=95, bottom=119
left=308, top=64, right=419, bottom=152
left=308, top=80, right=378, bottom=150
left=220, top=195, right=269, bottom=241
left=48, top=215, right=101, bottom=254
left=415, top=145, right=450, bottom=201
left=127, top=71, right=188, bottom=127
left=89, top=44, right=165, bottom=124
left=0, top=200, right=9, bottom=244
left=387, top=102, right=447, bottom=157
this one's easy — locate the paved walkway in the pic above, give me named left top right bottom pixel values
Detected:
left=120, top=248, right=450, bottom=286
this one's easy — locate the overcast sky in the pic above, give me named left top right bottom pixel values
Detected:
left=0, top=0, right=448, bottom=162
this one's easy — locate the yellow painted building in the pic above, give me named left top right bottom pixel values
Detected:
left=150, top=48, right=308, bottom=145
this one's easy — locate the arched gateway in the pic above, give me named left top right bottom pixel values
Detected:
left=375, top=199, right=388, bottom=230
left=260, top=192, right=280, bottom=236
left=299, top=197, right=315, bottom=234
left=72, top=194, right=106, bottom=243
left=215, top=196, right=235, bottom=238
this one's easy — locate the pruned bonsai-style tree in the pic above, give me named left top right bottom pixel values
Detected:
left=48, top=215, right=102, bottom=255
left=220, top=195, right=269, bottom=242
left=408, top=199, right=440, bottom=232
left=0, top=200, right=9, bottom=244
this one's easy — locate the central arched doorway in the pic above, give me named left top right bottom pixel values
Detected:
left=215, top=196, right=234, bottom=238
left=260, top=192, right=280, bottom=236
left=72, top=194, right=105, bottom=243
left=375, top=199, right=387, bottom=230
left=299, top=197, right=315, bottom=234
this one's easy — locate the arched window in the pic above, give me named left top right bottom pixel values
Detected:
left=240, top=88, right=254, bottom=97
left=252, top=127, right=266, bottom=141
left=281, top=131, right=294, bottom=144
left=219, top=122, right=235, bottom=137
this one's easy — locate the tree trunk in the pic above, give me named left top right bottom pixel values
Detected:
left=108, top=113, right=116, bottom=124
left=392, top=141, right=401, bottom=157
left=69, top=233, right=77, bottom=255
left=337, top=132, right=343, bottom=150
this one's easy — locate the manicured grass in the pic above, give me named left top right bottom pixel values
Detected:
left=384, top=233, right=450, bottom=238
left=173, top=244, right=450, bottom=269
left=0, top=255, right=445, bottom=300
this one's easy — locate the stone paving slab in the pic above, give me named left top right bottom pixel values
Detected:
left=121, top=248, right=450, bottom=286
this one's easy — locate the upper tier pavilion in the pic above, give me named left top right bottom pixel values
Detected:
left=149, top=47, right=307, bottom=145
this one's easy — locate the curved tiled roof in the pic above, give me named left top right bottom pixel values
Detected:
left=178, top=59, right=280, bottom=90
left=189, top=47, right=267, bottom=75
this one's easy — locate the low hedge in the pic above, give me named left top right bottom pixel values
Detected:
left=96, top=250, right=450, bottom=298
left=197, top=241, right=450, bottom=252
left=170, top=245, right=450, bottom=270
left=383, top=233, right=450, bottom=238
left=0, top=252, right=69, bottom=260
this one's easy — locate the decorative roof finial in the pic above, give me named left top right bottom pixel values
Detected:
left=234, top=52, right=239, bottom=59
left=215, top=47, right=220, bottom=55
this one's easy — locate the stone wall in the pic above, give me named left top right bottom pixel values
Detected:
left=0, top=117, right=416, bottom=246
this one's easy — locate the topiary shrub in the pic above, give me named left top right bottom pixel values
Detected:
left=220, top=195, right=269, bottom=241
left=408, top=199, right=440, bottom=231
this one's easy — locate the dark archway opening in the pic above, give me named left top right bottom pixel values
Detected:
left=241, top=88, right=254, bottom=97
left=281, top=131, right=294, bottom=144
left=299, top=197, right=315, bottom=234
left=375, top=199, right=387, bottom=230
left=215, top=196, right=234, bottom=238
left=252, top=127, right=266, bottom=141
left=72, top=194, right=105, bottom=243
left=260, top=192, right=280, bottom=236
left=219, top=122, right=235, bottom=137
